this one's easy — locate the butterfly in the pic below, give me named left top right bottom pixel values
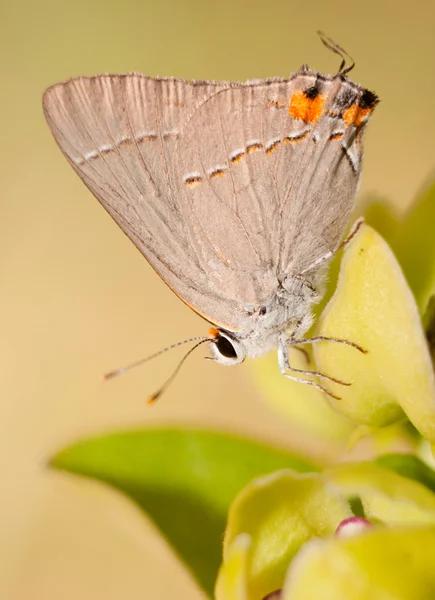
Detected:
left=43, top=34, right=378, bottom=400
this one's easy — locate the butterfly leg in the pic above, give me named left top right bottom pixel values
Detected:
left=282, top=338, right=352, bottom=385
left=286, top=308, right=367, bottom=357
left=297, top=217, right=364, bottom=276
left=278, top=335, right=345, bottom=400
left=288, top=335, right=367, bottom=355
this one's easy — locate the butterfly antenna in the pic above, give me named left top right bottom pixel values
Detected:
left=147, top=338, right=212, bottom=404
left=317, top=31, right=355, bottom=76
left=103, top=336, right=210, bottom=381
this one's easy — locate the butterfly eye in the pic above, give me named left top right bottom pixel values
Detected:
left=216, top=335, right=237, bottom=359
left=210, top=331, right=246, bottom=366
left=259, top=306, right=267, bottom=316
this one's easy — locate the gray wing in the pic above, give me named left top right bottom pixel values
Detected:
left=177, top=73, right=377, bottom=282
left=43, top=75, right=254, bottom=331
left=275, top=77, right=377, bottom=275
left=43, top=72, right=376, bottom=331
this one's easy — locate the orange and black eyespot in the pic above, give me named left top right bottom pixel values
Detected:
left=343, top=87, right=379, bottom=127
left=289, top=83, right=325, bottom=124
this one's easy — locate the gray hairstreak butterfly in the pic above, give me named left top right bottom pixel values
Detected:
left=43, top=33, right=378, bottom=401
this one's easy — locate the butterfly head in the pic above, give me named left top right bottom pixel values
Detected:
left=208, top=320, right=285, bottom=365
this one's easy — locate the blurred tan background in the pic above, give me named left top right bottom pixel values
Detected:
left=2, top=0, right=435, bottom=598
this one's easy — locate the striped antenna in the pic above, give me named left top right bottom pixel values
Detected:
left=147, top=338, right=212, bottom=404
left=103, top=336, right=210, bottom=381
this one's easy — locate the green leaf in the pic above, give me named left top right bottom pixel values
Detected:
left=390, top=179, right=435, bottom=315
left=222, top=470, right=351, bottom=600
left=376, top=453, right=435, bottom=493
left=283, top=526, right=435, bottom=599
left=50, top=428, right=314, bottom=598
left=314, top=224, right=435, bottom=440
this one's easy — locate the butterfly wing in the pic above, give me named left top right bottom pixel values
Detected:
left=43, top=72, right=377, bottom=331
left=43, top=75, right=254, bottom=331
left=168, top=71, right=377, bottom=287
left=275, top=77, right=378, bottom=275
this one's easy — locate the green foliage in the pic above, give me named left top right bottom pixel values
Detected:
left=391, top=180, right=435, bottom=315
left=376, top=453, right=435, bottom=493
left=50, top=428, right=314, bottom=596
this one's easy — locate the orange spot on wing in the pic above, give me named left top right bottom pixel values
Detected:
left=210, top=168, right=225, bottom=178
left=289, top=91, right=325, bottom=123
left=230, top=152, right=245, bottom=164
left=266, top=140, right=281, bottom=155
left=246, top=142, right=263, bottom=153
left=329, top=132, right=344, bottom=141
left=343, top=104, right=373, bottom=127
left=185, top=175, right=203, bottom=186
left=284, top=131, right=308, bottom=144
left=209, top=328, right=220, bottom=338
